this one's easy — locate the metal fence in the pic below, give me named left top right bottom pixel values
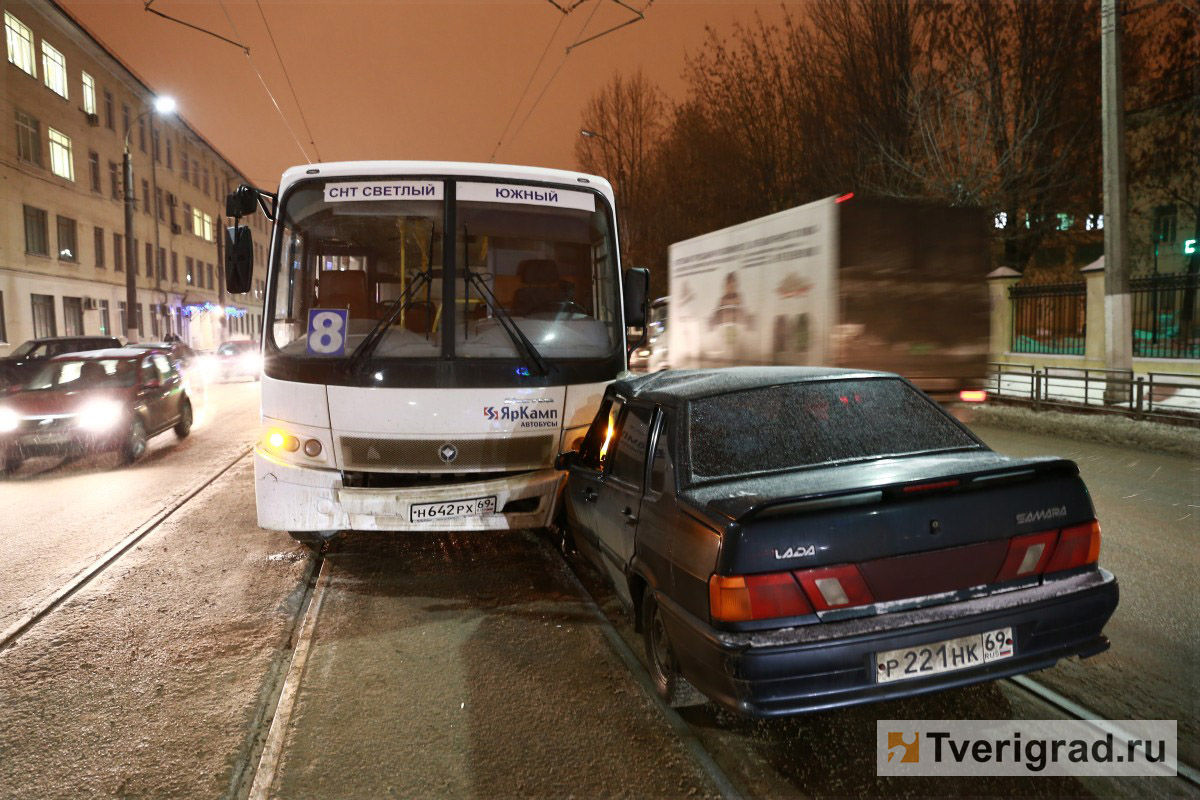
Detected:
left=986, top=362, right=1200, bottom=425
left=1131, top=273, right=1200, bottom=359
left=1009, top=282, right=1086, bottom=355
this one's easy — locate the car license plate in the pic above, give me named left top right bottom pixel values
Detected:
left=875, top=627, right=1013, bottom=684
left=409, top=496, right=497, bottom=522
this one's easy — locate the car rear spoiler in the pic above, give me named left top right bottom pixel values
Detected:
left=733, top=458, right=1080, bottom=523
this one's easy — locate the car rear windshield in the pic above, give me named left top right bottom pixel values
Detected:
left=686, top=378, right=979, bottom=482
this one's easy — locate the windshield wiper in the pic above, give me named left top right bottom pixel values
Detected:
left=461, top=225, right=549, bottom=376
left=346, top=270, right=431, bottom=374
left=346, top=225, right=437, bottom=374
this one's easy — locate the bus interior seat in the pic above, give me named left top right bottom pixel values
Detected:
left=512, top=259, right=570, bottom=316
left=318, top=270, right=369, bottom=317
left=404, top=301, right=436, bottom=335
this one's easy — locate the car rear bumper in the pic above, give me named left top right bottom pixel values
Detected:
left=659, top=568, right=1118, bottom=717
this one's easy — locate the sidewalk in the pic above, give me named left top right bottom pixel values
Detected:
left=966, top=402, right=1200, bottom=458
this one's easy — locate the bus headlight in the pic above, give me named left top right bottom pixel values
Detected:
left=0, top=407, right=19, bottom=433
left=77, top=400, right=124, bottom=432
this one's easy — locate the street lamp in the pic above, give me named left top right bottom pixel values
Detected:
left=123, top=95, right=175, bottom=343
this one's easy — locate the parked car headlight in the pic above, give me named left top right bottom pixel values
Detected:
left=0, top=407, right=19, bottom=433
left=77, top=400, right=125, bottom=432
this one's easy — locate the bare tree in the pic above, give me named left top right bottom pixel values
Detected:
left=904, top=0, right=1101, bottom=271
left=574, top=69, right=667, bottom=271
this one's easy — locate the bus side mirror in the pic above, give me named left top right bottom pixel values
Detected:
left=623, top=267, right=649, bottom=328
left=225, top=226, right=253, bottom=294
left=225, top=185, right=259, bottom=218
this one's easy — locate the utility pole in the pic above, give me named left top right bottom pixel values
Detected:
left=122, top=96, right=175, bottom=344
left=123, top=148, right=140, bottom=343
left=1101, top=0, right=1132, bottom=401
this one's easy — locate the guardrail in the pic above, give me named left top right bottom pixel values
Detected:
left=986, top=362, right=1200, bottom=425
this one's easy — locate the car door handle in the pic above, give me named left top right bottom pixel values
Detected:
left=622, top=507, right=637, bottom=525
left=583, top=488, right=598, bottom=503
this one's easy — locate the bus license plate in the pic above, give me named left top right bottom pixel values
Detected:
left=410, top=496, right=497, bottom=522
left=875, top=627, right=1013, bottom=684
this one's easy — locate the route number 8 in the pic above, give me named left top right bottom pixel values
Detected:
left=307, top=309, right=347, bottom=356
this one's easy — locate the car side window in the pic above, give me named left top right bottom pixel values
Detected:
left=140, top=357, right=157, bottom=384
left=608, top=404, right=652, bottom=489
left=649, top=410, right=671, bottom=495
left=151, top=353, right=173, bottom=380
left=579, top=396, right=624, bottom=471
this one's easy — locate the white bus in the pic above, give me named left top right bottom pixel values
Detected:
left=223, top=162, right=647, bottom=544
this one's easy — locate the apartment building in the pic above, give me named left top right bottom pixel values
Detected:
left=2, top=0, right=271, bottom=355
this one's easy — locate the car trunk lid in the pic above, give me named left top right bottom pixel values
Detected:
left=683, top=453, right=1093, bottom=583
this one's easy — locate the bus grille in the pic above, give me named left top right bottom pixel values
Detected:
left=339, top=434, right=556, bottom=472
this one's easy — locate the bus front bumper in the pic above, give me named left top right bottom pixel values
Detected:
left=254, top=448, right=563, bottom=532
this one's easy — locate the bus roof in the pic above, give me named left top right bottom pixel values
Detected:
left=278, top=161, right=615, bottom=206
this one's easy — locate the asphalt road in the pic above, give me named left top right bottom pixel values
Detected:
left=0, top=380, right=260, bottom=632
left=0, top=397, right=1195, bottom=798
left=969, top=423, right=1200, bottom=766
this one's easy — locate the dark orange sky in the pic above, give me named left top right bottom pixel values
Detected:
left=61, top=0, right=792, bottom=187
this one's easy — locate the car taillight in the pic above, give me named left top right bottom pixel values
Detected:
left=708, top=573, right=813, bottom=622
left=793, top=564, right=874, bottom=611
left=959, top=389, right=987, bottom=403
left=1044, top=520, right=1101, bottom=573
left=994, top=530, right=1058, bottom=582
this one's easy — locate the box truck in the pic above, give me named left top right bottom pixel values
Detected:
left=664, top=195, right=990, bottom=401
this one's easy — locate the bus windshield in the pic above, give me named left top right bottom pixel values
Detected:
left=267, top=177, right=620, bottom=365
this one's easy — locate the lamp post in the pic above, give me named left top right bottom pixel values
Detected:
left=123, top=95, right=175, bottom=343
left=580, top=128, right=623, bottom=185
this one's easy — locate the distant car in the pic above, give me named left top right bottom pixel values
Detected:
left=0, top=348, right=193, bottom=474
left=627, top=297, right=669, bottom=373
left=0, top=336, right=122, bottom=389
left=555, top=367, right=1118, bottom=717
left=213, top=340, right=261, bottom=381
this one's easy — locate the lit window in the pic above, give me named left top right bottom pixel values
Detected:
left=82, top=71, right=96, bottom=114
left=994, top=212, right=1007, bottom=229
left=42, top=42, right=67, bottom=98
left=48, top=128, right=74, bottom=180
left=1057, top=213, right=1074, bottom=231
left=192, top=207, right=204, bottom=236
left=203, top=213, right=215, bottom=243
left=5, top=12, right=36, bottom=78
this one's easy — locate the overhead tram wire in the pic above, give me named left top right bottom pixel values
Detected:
left=217, top=0, right=313, bottom=164
left=254, top=0, right=322, bottom=162
left=489, top=4, right=569, bottom=163
left=141, top=0, right=314, bottom=164
left=500, top=0, right=604, bottom=157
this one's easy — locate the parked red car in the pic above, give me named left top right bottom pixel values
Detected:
left=0, top=349, right=193, bottom=474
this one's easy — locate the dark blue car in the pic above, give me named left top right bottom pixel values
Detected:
left=556, top=367, right=1118, bottom=717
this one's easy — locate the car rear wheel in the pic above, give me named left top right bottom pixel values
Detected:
left=121, top=417, right=147, bottom=465
left=641, top=586, right=705, bottom=708
left=174, top=400, right=193, bottom=439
